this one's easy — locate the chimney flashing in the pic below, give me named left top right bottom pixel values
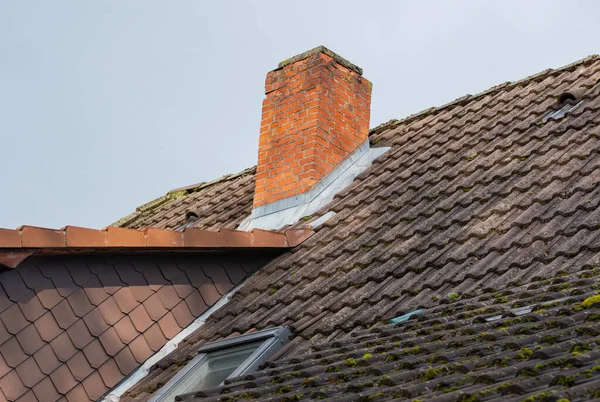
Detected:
left=276, top=45, right=363, bottom=75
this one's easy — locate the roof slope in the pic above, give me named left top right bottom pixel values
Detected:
left=178, top=269, right=600, bottom=402
left=124, top=55, right=600, bottom=400
left=113, top=168, right=256, bottom=231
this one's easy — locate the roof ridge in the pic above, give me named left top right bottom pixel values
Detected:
left=0, top=225, right=314, bottom=268
left=371, top=54, right=600, bottom=135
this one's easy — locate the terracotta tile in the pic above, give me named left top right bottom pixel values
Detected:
left=98, top=359, right=123, bottom=388
left=36, top=280, right=63, bottom=310
left=65, top=351, right=93, bottom=382
left=43, top=263, right=78, bottom=298
left=51, top=299, right=77, bottom=329
left=0, top=286, right=12, bottom=316
left=49, top=332, right=77, bottom=363
left=0, top=370, right=27, bottom=401
left=62, top=259, right=92, bottom=287
left=112, top=287, right=138, bottom=314
left=1, top=270, right=29, bottom=302
left=16, top=324, right=44, bottom=355
left=97, top=297, right=123, bottom=326
left=49, top=364, right=77, bottom=395
left=66, top=289, right=93, bottom=318
left=0, top=229, right=21, bottom=248
left=156, top=286, right=180, bottom=310
left=20, top=226, right=65, bottom=248
left=114, top=346, right=138, bottom=376
left=82, top=308, right=109, bottom=337
left=65, top=384, right=90, bottom=402
left=113, top=316, right=139, bottom=344
left=82, top=339, right=108, bottom=369
left=142, top=294, right=168, bottom=321
left=35, top=311, right=61, bottom=342
left=105, top=226, right=145, bottom=247
left=0, top=304, right=28, bottom=335
left=198, top=282, right=221, bottom=306
left=128, top=335, right=152, bottom=364
left=18, top=260, right=45, bottom=291
left=183, top=228, right=219, bottom=247
left=0, top=337, right=27, bottom=367
left=145, top=228, right=183, bottom=247
left=285, top=228, right=314, bottom=246
left=0, top=320, right=10, bottom=346
left=18, top=292, right=46, bottom=322
left=66, top=320, right=93, bottom=349
left=81, top=278, right=109, bottom=306
left=87, top=262, right=123, bottom=295
left=32, top=377, right=60, bottom=402
left=251, top=229, right=289, bottom=247
left=171, top=300, right=194, bottom=328
left=219, top=228, right=252, bottom=247
left=15, top=390, right=37, bottom=402
left=131, top=259, right=168, bottom=291
left=184, top=290, right=209, bottom=317
left=81, top=371, right=107, bottom=401
left=98, top=327, right=125, bottom=356
left=33, top=344, right=60, bottom=375
left=142, top=323, right=167, bottom=352
left=0, top=354, right=10, bottom=378
left=200, top=260, right=233, bottom=295
left=112, top=260, right=148, bottom=290
left=63, top=226, right=107, bottom=247
left=157, top=312, right=180, bottom=339
left=15, top=357, right=44, bottom=388
left=128, top=283, right=153, bottom=305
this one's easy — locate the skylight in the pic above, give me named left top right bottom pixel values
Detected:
left=148, top=327, right=291, bottom=401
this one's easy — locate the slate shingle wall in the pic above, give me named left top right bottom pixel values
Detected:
left=0, top=253, right=273, bottom=401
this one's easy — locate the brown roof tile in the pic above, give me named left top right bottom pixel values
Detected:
left=141, top=323, right=166, bottom=352
left=184, top=290, right=208, bottom=317
left=96, top=297, right=124, bottom=326
left=36, top=280, right=63, bottom=310
left=65, top=289, right=93, bottom=318
left=32, top=377, right=60, bottom=402
left=0, top=354, right=11, bottom=378
left=65, top=320, right=93, bottom=350
left=155, top=285, right=180, bottom=310
left=65, top=352, right=93, bottom=382
left=0, top=337, right=27, bottom=368
left=97, top=359, right=122, bottom=388
left=82, top=339, right=108, bottom=369
left=51, top=300, right=78, bottom=330
left=157, top=312, right=180, bottom=339
left=49, top=364, right=77, bottom=395
left=18, top=293, right=47, bottom=322
left=117, top=310, right=145, bottom=339
left=17, top=324, right=45, bottom=355
left=15, top=390, right=36, bottom=402
left=20, top=226, right=65, bottom=248
left=1, top=304, right=28, bottom=335
left=128, top=335, right=152, bottom=364
left=2, top=271, right=29, bottom=302
left=82, top=308, right=109, bottom=337
left=113, top=347, right=138, bottom=376
left=111, top=287, right=138, bottom=314
left=35, top=311, right=62, bottom=343
left=141, top=294, right=168, bottom=322
left=171, top=300, right=194, bottom=328
left=80, top=371, right=107, bottom=401
left=16, top=357, right=44, bottom=388
left=98, top=327, right=125, bottom=357
left=0, top=370, right=27, bottom=401
left=50, top=332, right=77, bottom=363
left=33, top=344, right=60, bottom=375
left=64, top=384, right=90, bottom=402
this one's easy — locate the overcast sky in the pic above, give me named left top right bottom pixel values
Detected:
left=1, top=1, right=599, bottom=229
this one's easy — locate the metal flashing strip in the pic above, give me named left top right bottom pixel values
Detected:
left=239, top=143, right=390, bottom=231
left=100, top=282, right=246, bottom=402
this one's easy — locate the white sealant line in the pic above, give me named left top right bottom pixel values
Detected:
left=101, top=282, right=245, bottom=402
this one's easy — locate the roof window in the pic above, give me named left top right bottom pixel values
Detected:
left=148, top=327, right=291, bottom=401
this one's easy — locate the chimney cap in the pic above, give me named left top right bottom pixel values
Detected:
left=276, top=45, right=363, bottom=75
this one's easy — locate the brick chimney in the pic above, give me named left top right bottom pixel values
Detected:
left=253, top=46, right=372, bottom=208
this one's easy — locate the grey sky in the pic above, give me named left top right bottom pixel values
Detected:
left=1, top=1, right=599, bottom=229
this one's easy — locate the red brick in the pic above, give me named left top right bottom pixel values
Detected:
left=64, top=226, right=107, bottom=247
left=145, top=228, right=183, bottom=247
left=105, top=226, right=145, bottom=247
left=183, top=228, right=220, bottom=247
left=20, top=226, right=65, bottom=248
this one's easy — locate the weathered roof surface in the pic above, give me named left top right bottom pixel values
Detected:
left=113, top=167, right=256, bottom=231
left=124, top=54, right=600, bottom=400
left=178, top=269, right=600, bottom=402
left=0, top=252, right=276, bottom=402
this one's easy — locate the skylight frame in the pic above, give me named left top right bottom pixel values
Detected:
left=147, top=326, right=291, bottom=402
